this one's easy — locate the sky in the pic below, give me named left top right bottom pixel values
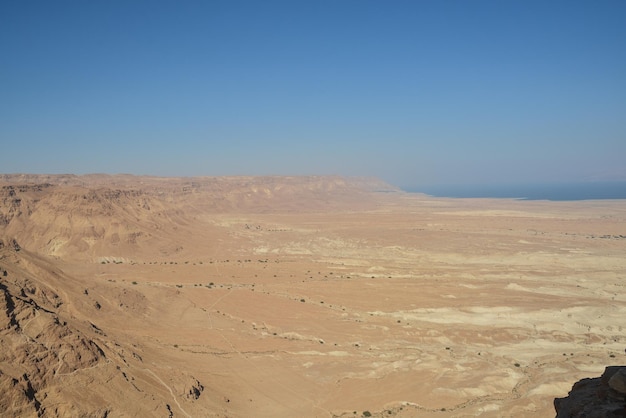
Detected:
left=1, top=1, right=625, bottom=189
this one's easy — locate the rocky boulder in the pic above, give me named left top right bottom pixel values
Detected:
left=555, top=366, right=626, bottom=417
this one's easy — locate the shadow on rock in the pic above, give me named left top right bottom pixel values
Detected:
left=555, top=366, right=626, bottom=417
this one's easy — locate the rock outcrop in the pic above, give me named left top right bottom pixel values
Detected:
left=0, top=242, right=106, bottom=416
left=554, top=366, right=626, bottom=417
left=0, top=237, right=211, bottom=416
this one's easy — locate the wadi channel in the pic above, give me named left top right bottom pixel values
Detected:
left=1, top=174, right=625, bottom=417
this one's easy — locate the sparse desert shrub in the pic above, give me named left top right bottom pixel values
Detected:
left=363, top=411, right=372, bottom=417
left=132, top=281, right=137, bottom=285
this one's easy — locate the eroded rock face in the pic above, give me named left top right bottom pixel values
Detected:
left=0, top=175, right=397, bottom=259
left=0, top=249, right=106, bottom=416
left=609, top=369, right=626, bottom=395
left=554, top=366, right=626, bottom=417
left=0, top=239, right=210, bottom=417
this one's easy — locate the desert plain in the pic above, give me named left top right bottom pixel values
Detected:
left=1, top=174, right=625, bottom=417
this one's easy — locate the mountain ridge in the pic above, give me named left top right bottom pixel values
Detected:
left=0, top=175, right=400, bottom=260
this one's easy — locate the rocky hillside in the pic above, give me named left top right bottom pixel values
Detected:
left=0, top=237, right=107, bottom=415
left=0, top=175, right=399, bottom=260
left=0, top=237, right=208, bottom=417
left=0, top=174, right=399, bottom=416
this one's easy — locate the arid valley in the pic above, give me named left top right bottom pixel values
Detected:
left=1, top=174, right=625, bottom=417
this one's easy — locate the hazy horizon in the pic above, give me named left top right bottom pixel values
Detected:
left=2, top=1, right=625, bottom=187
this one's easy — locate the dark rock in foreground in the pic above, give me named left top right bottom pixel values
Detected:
left=555, top=366, right=626, bottom=417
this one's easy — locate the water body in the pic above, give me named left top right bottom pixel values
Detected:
left=406, top=182, right=626, bottom=201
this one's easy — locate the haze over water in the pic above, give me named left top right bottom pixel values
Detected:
left=408, top=181, right=626, bottom=201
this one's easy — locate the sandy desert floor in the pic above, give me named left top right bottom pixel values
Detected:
left=1, top=176, right=625, bottom=417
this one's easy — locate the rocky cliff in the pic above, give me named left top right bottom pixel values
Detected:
left=0, top=238, right=106, bottom=415
left=554, top=366, right=626, bottom=417
left=0, top=175, right=399, bottom=260
left=0, top=237, right=206, bottom=417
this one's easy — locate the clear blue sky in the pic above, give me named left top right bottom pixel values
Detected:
left=1, top=1, right=625, bottom=188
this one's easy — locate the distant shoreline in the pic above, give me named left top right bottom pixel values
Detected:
left=405, top=181, right=626, bottom=201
